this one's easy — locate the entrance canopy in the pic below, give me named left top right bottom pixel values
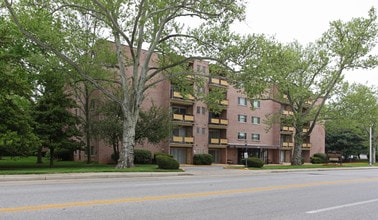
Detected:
left=228, top=143, right=280, bottom=149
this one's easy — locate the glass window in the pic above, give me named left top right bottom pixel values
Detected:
left=202, top=128, right=206, bottom=135
left=252, top=116, right=260, bottom=124
left=238, top=97, right=247, bottom=106
left=252, top=100, right=260, bottom=108
left=238, top=132, right=247, bottom=140
left=252, top=133, right=260, bottom=141
left=238, top=115, right=247, bottom=123
left=202, top=107, right=206, bottom=115
left=197, top=106, right=200, bottom=114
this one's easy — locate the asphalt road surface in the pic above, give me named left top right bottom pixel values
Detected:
left=1, top=167, right=378, bottom=220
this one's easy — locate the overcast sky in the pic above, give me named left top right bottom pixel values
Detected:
left=232, top=0, right=378, bottom=86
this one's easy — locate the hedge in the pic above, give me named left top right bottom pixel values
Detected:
left=193, top=154, right=213, bottom=165
left=241, top=157, right=264, bottom=168
left=156, top=155, right=179, bottom=169
left=134, top=149, right=152, bottom=164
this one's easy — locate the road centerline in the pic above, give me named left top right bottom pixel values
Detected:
left=1, top=177, right=378, bottom=213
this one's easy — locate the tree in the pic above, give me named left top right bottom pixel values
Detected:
left=92, top=99, right=171, bottom=162
left=0, top=16, right=38, bottom=158
left=325, top=83, right=378, bottom=160
left=33, top=71, right=82, bottom=168
left=231, top=9, right=378, bottom=165
left=4, top=0, right=247, bottom=168
left=135, top=104, right=171, bottom=144
left=326, top=129, right=365, bottom=159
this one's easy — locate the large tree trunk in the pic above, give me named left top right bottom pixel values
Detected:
left=116, top=113, right=137, bottom=168
left=291, top=129, right=304, bottom=165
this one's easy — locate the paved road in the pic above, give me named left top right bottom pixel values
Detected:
left=1, top=167, right=378, bottom=220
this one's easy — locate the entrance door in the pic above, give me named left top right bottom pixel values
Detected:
left=170, top=148, right=187, bottom=164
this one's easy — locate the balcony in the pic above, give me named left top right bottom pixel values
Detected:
left=302, top=143, right=311, bottom=149
left=209, top=138, right=228, bottom=148
left=209, top=78, right=229, bottom=87
left=282, top=110, right=294, bottom=116
left=170, top=136, right=194, bottom=147
left=172, top=114, right=194, bottom=126
left=209, top=118, right=228, bottom=129
left=281, top=126, right=294, bottom=133
left=281, top=142, right=294, bottom=149
left=170, top=91, right=195, bottom=105
left=220, top=99, right=229, bottom=106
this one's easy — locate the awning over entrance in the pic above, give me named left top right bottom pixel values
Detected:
left=228, top=143, right=280, bottom=149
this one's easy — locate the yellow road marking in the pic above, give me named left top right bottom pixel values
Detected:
left=1, top=177, right=378, bottom=213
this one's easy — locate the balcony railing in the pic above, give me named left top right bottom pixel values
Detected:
left=172, top=136, right=194, bottom=143
left=282, top=142, right=294, bottom=147
left=210, top=138, right=228, bottom=145
left=171, top=91, right=195, bottom=100
left=282, top=110, right=294, bottom=116
left=281, top=126, right=294, bottom=132
left=209, top=78, right=229, bottom=87
left=209, top=118, right=228, bottom=125
left=172, top=114, right=194, bottom=122
left=220, top=99, right=229, bottom=106
left=302, top=143, right=311, bottom=148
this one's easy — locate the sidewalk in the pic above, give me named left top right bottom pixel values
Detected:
left=1, top=165, right=377, bottom=182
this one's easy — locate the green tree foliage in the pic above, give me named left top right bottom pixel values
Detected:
left=0, top=17, right=38, bottom=157
left=33, top=72, right=82, bottom=167
left=326, top=129, right=366, bottom=159
left=92, top=100, right=171, bottom=162
left=4, top=0, right=247, bottom=168
left=135, top=105, right=171, bottom=144
left=325, top=83, right=378, bottom=158
left=230, top=9, right=378, bottom=165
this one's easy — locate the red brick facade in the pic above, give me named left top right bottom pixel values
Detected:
left=74, top=51, right=325, bottom=164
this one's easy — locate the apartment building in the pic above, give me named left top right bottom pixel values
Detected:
left=74, top=48, right=325, bottom=164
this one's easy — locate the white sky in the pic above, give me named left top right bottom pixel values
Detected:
left=232, top=0, right=378, bottom=86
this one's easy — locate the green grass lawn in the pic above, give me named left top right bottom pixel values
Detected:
left=0, top=156, right=182, bottom=174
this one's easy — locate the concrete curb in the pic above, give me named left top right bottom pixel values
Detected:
left=0, top=172, right=191, bottom=182
left=1, top=166, right=377, bottom=182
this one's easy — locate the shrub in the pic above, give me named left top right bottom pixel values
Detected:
left=313, top=153, right=327, bottom=161
left=156, top=155, right=179, bottom=169
left=134, top=149, right=152, bottom=164
left=311, top=156, right=325, bottom=164
left=311, top=153, right=327, bottom=164
left=193, top=154, right=213, bottom=165
left=241, top=157, right=264, bottom=168
left=153, top=152, right=172, bottom=163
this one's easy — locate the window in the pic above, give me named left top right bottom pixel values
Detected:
left=252, top=100, right=260, bottom=108
left=202, top=66, right=206, bottom=73
left=251, top=133, right=260, bottom=141
left=197, top=65, right=201, bottom=72
left=238, top=97, right=247, bottom=106
left=238, top=115, right=247, bottom=123
left=238, top=132, right=247, bottom=140
left=202, top=107, right=206, bottom=115
left=252, top=116, right=260, bottom=124
left=197, top=127, right=200, bottom=134
left=197, top=106, right=201, bottom=114
left=202, top=128, right=206, bottom=135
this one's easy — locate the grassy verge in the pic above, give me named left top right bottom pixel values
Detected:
left=0, top=157, right=182, bottom=174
